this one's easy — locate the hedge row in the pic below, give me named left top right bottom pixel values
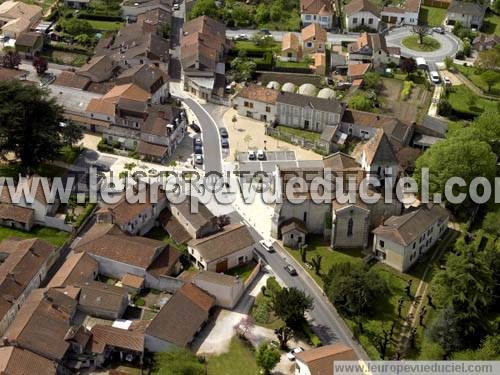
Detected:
left=76, top=12, right=123, bottom=22
left=50, top=43, right=93, bottom=56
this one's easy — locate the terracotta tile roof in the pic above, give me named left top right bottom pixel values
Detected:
left=121, top=273, right=144, bottom=289
left=322, top=152, right=360, bottom=171
left=47, top=252, right=98, bottom=288
left=75, top=223, right=166, bottom=269
left=0, top=203, right=33, bottom=224
left=168, top=196, right=216, bottom=231
left=63, top=113, right=110, bottom=129
left=0, top=238, right=55, bottom=321
left=405, top=0, right=422, bottom=12
left=159, top=209, right=193, bottom=244
left=0, top=347, right=58, bottom=375
left=116, top=64, right=168, bottom=94
left=4, top=288, right=76, bottom=361
left=98, top=190, right=153, bottom=227
left=300, top=0, right=333, bottom=15
left=188, top=223, right=254, bottom=263
left=382, top=5, right=406, bottom=13
left=282, top=32, right=300, bottom=52
left=301, top=23, right=327, bottom=43
left=238, top=84, right=279, bottom=105
left=0, top=176, right=52, bottom=206
left=362, top=129, right=398, bottom=165
left=78, top=281, right=128, bottom=315
left=347, top=62, right=371, bottom=77
left=373, top=204, right=449, bottom=246
left=90, top=324, right=144, bottom=353
left=0, top=67, right=27, bottom=81
left=53, top=71, right=90, bottom=90
left=345, top=0, right=380, bottom=16
left=77, top=55, right=115, bottom=83
left=147, top=245, right=182, bottom=277
left=102, top=83, right=152, bottom=102
left=86, top=98, right=115, bottom=117
left=295, top=343, right=357, bottom=374
left=136, top=140, right=168, bottom=157
left=146, top=283, right=215, bottom=347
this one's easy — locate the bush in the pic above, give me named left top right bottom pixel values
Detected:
left=300, top=320, right=321, bottom=347
left=74, top=203, right=96, bottom=228
left=97, top=139, right=115, bottom=153
left=401, top=80, right=414, bottom=100
left=76, top=12, right=123, bottom=22
left=455, top=50, right=465, bottom=60
left=253, top=303, right=270, bottom=324
left=50, top=42, right=93, bottom=56
left=134, top=297, right=146, bottom=306
left=266, top=277, right=281, bottom=296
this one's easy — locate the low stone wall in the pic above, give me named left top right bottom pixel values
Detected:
left=244, top=259, right=262, bottom=289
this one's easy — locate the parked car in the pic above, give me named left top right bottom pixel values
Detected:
left=94, top=163, right=110, bottom=172
left=260, top=29, right=271, bottom=35
left=193, top=137, right=202, bottom=146
left=190, top=122, right=201, bottom=133
left=443, top=76, right=452, bottom=86
left=172, top=3, right=179, bottom=10
left=287, top=347, right=304, bottom=361
left=284, top=264, right=297, bottom=276
left=235, top=33, right=248, bottom=41
left=433, top=26, right=445, bottom=34
left=194, top=145, right=203, bottom=154
left=221, top=138, right=229, bottom=149
left=40, top=73, right=56, bottom=87
left=194, top=154, right=203, bottom=165
left=248, top=150, right=256, bottom=160
left=429, top=71, right=441, bottom=84
left=259, top=239, right=274, bottom=252
left=257, top=150, right=265, bottom=160
left=219, top=127, right=229, bottom=138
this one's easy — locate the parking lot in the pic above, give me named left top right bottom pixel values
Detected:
left=236, top=150, right=296, bottom=162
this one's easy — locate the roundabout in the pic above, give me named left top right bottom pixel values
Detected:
left=401, top=35, right=441, bottom=52
left=386, top=26, right=462, bottom=67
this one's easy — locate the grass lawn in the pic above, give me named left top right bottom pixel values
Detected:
left=0, top=226, right=69, bottom=247
left=206, top=337, right=258, bottom=375
left=276, top=126, right=321, bottom=143
left=402, top=35, right=440, bottom=52
left=454, top=64, right=500, bottom=96
left=447, top=85, right=500, bottom=116
left=145, top=227, right=187, bottom=253
left=233, top=41, right=281, bottom=54
left=251, top=290, right=284, bottom=330
left=275, top=59, right=311, bottom=68
left=483, top=11, right=500, bottom=35
left=88, top=19, right=124, bottom=31
left=419, top=6, right=447, bottom=27
left=226, top=261, right=257, bottom=282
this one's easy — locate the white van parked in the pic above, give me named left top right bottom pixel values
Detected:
left=416, top=57, right=428, bottom=70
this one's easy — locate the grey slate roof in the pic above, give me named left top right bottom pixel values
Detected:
left=447, top=0, right=486, bottom=17
left=277, top=91, right=344, bottom=114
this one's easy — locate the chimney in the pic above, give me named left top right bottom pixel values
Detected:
left=2, top=337, right=9, bottom=346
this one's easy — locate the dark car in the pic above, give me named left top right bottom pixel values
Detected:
left=193, top=137, right=202, bottom=146
left=219, top=127, right=229, bottom=138
left=190, top=122, right=201, bottom=133
left=221, top=138, right=229, bottom=149
left=94, top=163, right=110, bottom=172
left=260, top=29, right=271, bottom=35
left=194, top=145, right=203, bottom=154
left=284, top=264, right=297, bottom=276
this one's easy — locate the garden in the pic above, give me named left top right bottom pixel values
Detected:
left=402, top=35, right=440, bottom=52
left=0, top=226, right=70, bottom=247
left=443, top=85, right=500, bottom=119
left=453, top=64, right=500, bottom=96
left=418, top=5, right=447, bottom=27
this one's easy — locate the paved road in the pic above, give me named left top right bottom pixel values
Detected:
left=226, top=29, right=359, bottom=44
left=386, top=27, right=462, bottom=68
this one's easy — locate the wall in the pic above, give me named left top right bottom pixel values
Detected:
left=148, top=275, right=185, bottom=293
left=144, top=334, right=177, bottom=353
left=193, top=277, right=244, bottom=309
left=278, top=200, right=330, bottom=234
left=235, top=97, right=277, bottom=123
left=206, top=246, right=255, bottom=272
left=346, top=11, right=380, bottom=30
left=331, top=206, right=370, bottom=248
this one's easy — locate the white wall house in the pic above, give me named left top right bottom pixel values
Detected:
left=300, top=0, right=335, bottom=29
left=344, top=0, right=381, bottom=31
left=235, top=85, right=279, bottom=124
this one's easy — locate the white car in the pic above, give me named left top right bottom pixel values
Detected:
left=172, top=3, right=180, bottom=10
left=248, top=150, right=256, bottom=160
left=430, top=71, right=440, bottom=84
left=287, top=347, right=304, bottom=361
left=257, top=150, right=265, bottom=160
left=194, top=154, right=203, bottom=165
left=259, top=239, right=274, bottom=252
left=443, top=76, right=452, bottom=86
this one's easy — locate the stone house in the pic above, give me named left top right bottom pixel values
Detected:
left=301, top=23, right=327, bottom=55
left=78, top=281, right=129, bottom=320
left=373, top=204, right=449, bottom=272
left=300, top=0, right=335, bottom=30
left=0, top=1, right=42, bottom=39
left=344, top=0, right=380, bottom=31
left=116, top=63, right=170, bottom=105
left=381, top=0, right=421, bottom=26
left=446, top=0, right=486, bottom=29
left=276, top=92, right=345, bottom=133
left=281, top=218, right=308, bottom=249
left=192, top=271, right=244, bottom=309
left=63, top=0, right=90, bottom=9
left=281, top=33, right=302, bottom=62
left=14, top=32, right=43, bottom=59
left=472, top=34, right=500, bottom=51
left=359, top=129, right=400, bottom=178
left=295, top=343, right=357, bottom=375
left=234, top=84, right=279, bottom=123
left=187, top=223, right=255, bottom=272
left=348, top=32, right=400, bottom=69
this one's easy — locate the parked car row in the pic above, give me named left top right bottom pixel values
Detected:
left=248, top=150, right=266, bottom=161
left=219, top=127, right=229, bottom=149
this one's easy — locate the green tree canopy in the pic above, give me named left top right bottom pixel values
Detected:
left=323, top=262, right=388, bottom=317
left=348, top=92, right=374, bottom=111
left=229, top=57, right=257, bottom=82
left=480, top=70, right=500, bottom=93
left=188, top=0, right=220, bottom=20
left=61, top=18, right=94, bottom=36
left=152, top=349, right=204, bottom=375
left=256, top=342, right=280, bottom=374
left=271, top=287, right=313, bottom=327
left=0, top=81, right=82, bottom=173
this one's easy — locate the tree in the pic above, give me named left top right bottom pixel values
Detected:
left=412, top=24, right=429, bottom=45
left=2, top=48, right=21, bottom=69
left=453, top=335, right=500, bottom=360
left=400, top=58, right=417, bottom=77
left=61, top=18, right=93, bottom=37
left=311, top=254, right=322, bottom=276
left=483, top=209, right=500, bottom=242
left=348, top=92, right=374, bottom=111
left=463, top=41, right=471, bottom=57
left=363, top=71, right=381, bottom=90
left=229, top=57, right=257, bottom=82
left=323, top=262, right=389, bottom=317
left=0, top=81, right=81, bottom=173
left=444, top=56, right=453, bottom=70
left=480, top=70, right=500, bottom=93
left=74, top=33, right=92, bottom=46
left=476, top=47, right=500, bottom=70
left=437, top=97, right=452, bottom=116
left=256, top=343, right=280, bottom=374
left=275, top=325, right=293, bottom=349
left=152, top=349, right=204, bottom=375
left=32, top=53, right=48, bottom=76
left=426, top=305, right=465, bottom=358
left=271, top=287, right=313, bottom=327
left=188, top=0, right=220, bottom=20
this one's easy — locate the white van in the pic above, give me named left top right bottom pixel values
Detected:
left=416, top=57, right=428, bottom=70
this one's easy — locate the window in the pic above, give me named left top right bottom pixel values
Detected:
left=290, top=234, right=294, bottom=239
left=305, top=15, right=311, bottom=21
left=379, top=240, right=385, bottom=248
left=266, top=106, right=271, bottom=113
left=303, top=212, right=307, bottom=223
left=238, top=256, right=245, bottom=264
left=353, top=17, right=358, bottom=24
left=306, top=42, right=313, bottom=48
left=244, top=101, right=250, bottom=107
left=347, top=218, right=353, bottom=237
left=368, top=18, right=373, bottom=25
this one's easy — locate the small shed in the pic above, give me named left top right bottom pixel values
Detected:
left=121, top=273, right=145, bottom=294
left=281, top=218, right=307, bottom=249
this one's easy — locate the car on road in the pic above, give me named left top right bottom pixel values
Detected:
left=190, top=122, right=201, bottom=133
left=94, top=163, right=110, bottom=172
left=235, top=33, right=248, bottom=41
left=172, top=3, right=179, bottom=10
left=248, top=150, right=256, bottom=160
left=287, top=347, right=304, bottom=361
left=257, top=150, right=265, bottom=160
left=443, top=76, right=452, bottom=86
left=194, top=154, right=203, bottom=165
left=221, top=138, right=229, bottom=149
left=193, top=137, right=202, bottom=146
left=194, top=145, right=203, bottom=154
left=433, top=26, right=445, bottom=34
left=259, top=239, right=274, bottom=252
left=429, top=71, right=441, bottom=84
left=260, top=29, right=271, bottom=35
left=284, top=264, right=297, bottom=276
left=219, top=127, right=228, bottom=138
left=39, top=72, right=56, bottom=87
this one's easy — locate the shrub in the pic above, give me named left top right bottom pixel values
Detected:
left=300, top=320, right=321, bottom=347
left=253, top=303, right=270, bottom=324
left=134, top=297, right=146, bottom=307
left=76, top=12, right=123, bottom=22
left=401, top=80, right=414, bottom=100
left=97, top=139, right=115, bottom=153
left=266, top=277, right=281, bottom=296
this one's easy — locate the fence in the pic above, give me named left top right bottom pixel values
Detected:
left=422, top=0, right=450, bottom=8
left=266, top=127, right=329, bottom=155
left=244, top=259, right=262, bottom=289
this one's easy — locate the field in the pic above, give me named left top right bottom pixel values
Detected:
left=419, top=6, right=447, bottom=27
left=402, top=35, right=440, bottom=52
left=454, top=64, right=500, bottom=96
left=447, top=85, right=500, bottom=116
